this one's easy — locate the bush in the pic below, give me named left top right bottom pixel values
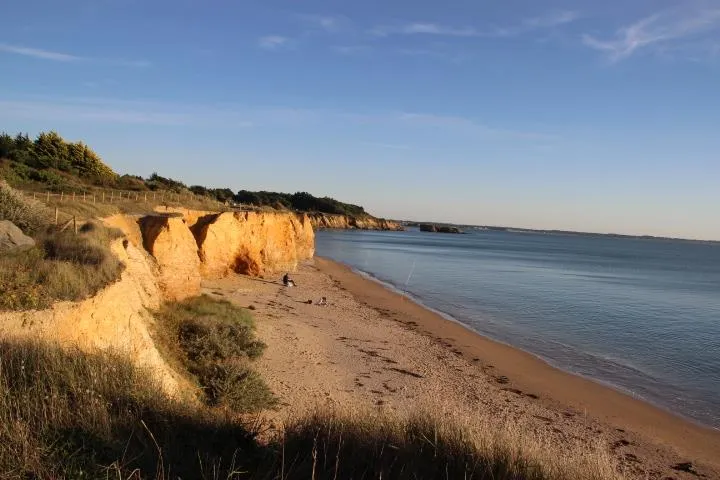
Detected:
left=0, top=180, right=51, bottom=234
left=153, top=295, right=275, bottom=412
left=0, top=221, right=124, bottom=310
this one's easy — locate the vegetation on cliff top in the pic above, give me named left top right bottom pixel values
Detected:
left=0, top=182, right=124, bottom=310
left=1, top=130, right=371, bottom=217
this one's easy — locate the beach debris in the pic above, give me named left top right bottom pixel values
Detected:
left=671, top=462, right=698, bottom=475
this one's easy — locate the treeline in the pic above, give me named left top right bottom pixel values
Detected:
left=0, top=131, right=117, bottom=187
left=235, top=190, right=366, bottom=216
left=0, top=131, right=368, bottom=216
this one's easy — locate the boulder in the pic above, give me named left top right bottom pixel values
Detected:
left=0, top=220, right=36, bottom=252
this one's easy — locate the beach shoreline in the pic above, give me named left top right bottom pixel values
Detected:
left=338, top=258, right=718, bottom=431
left=202, top=257, right=720, bottom=479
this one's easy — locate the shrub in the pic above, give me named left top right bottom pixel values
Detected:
left=153, top=295, right=275, bottom=412
left=0, top=221, right=124, bottom=310
left=0, top=180, right=51, bottom=234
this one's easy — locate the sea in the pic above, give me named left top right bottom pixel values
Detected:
left=315, top=227, right=720, bottom=429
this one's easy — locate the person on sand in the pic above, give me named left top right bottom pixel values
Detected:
left=282, top=273, right=296, bottom=287
left=317, top=296, right=328, bottom=306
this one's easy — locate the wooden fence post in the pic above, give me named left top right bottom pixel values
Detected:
left=93, top=195, right=96, bottom=204
left=60, top=192, right=64, bottom=201
left=73, top=216, right=77, bottom=234
left=72, top=192, right=75, bottom=201
left=110, top=191, right=114, bottom=203
left=102, top=191, right=105, bottom=203
left=32, top=192, right=36, bottom=200
left=55, top=208, right=59, bottom=225
left=83, top=192, right=86, bottom=202
left=144, top=192, right=148, bottom=202
left=46, top=191, right=50, bottom=202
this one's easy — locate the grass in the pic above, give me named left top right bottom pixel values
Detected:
left=0, top=180, right=125, bottom=310
left=153, top=295, right=276, bottom=412
left=0, top=222, right=124, bottom=310
left=0, top=340, right=262, bottom=479
left=0, top=180, right=51, bottom=235
left=0, top=340, right=623, bottom=480
left=274, top=410, right=622, bottom=480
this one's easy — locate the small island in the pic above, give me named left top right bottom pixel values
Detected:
left=419, top=224, right=464, bottom=234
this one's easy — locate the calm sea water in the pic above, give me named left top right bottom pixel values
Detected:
left=316, top=228, right=720, bottom=429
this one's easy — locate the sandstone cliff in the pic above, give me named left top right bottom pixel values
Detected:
left=195, top=211, right=315, bottom=278
left=309, top=213, right=403, bottom=231
left=0, top=208, right=315, bottom=401
left=0, top=239, right=191, bottom=398
left=140, top=216, right=202, bottom=301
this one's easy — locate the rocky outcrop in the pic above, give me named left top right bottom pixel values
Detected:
left=140, top=216, right=201, bottom=301
left=309, top=213, right=403, bottom=231
left=420, top=224, right=463, bottom=234
left=0, top=220, right=35, bottom=251
left=194, top=211, right=315, bottom=278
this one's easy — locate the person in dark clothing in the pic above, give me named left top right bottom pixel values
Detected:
left=282, top=273, right=296, bottom=287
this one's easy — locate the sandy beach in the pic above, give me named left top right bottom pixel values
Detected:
left=202, top=257, right=720, bottom=480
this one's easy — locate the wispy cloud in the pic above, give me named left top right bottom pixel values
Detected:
left=0, top=42, right=150, bottom=67
left=331, top=45, right=372, bottom=55
left=397, top=112, right=556, bottom=141
left=371, top=23, right=480, bottom=38
left=0, top=95, right=555, bottom=142
left=298, top=14, right=347, bottom=33
left=370, top=11, right=579, bottom=39
left=362, top=142, right=412, bottom=150
left=583, top=6, right=720, bottom=61
left=0, top=43, right=82, bottom=61
left=0, top=97, right=254, bottom=127
left=258, top=35, right=290, bottom=50
left=522, top=11, right=579, bottom=29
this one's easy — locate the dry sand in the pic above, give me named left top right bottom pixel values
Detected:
left=202, top=257, right=720, bottom=480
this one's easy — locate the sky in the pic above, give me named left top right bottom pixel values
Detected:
left=1, top=0, right=719, bottom=240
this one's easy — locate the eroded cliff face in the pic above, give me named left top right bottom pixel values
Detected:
left=0, top=239, right=191, bottom=399
left=309, top=213, right=403, bottom=231
left=195, top=211, right=315, bottom=278
left=140, top=216, right=202, bottom=301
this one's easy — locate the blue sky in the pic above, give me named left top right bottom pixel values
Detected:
left=1, top=0, right=719, bottom=240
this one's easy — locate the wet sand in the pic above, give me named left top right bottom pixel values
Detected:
left=202, top=257, right=720, bottom=479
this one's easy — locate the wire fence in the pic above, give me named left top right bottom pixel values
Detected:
left=22, top=188, right=229, bottom=209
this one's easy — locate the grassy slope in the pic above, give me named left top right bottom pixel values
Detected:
left=0, top=338, right=621, bottom=480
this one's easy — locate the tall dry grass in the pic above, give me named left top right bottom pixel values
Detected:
left=0, top=180, right=51, bottom=234
left=0, top=221, right=124, bottom=310
left=268, top=408, right=624, bottom=480
left=0, top=340, right=624, bottom=479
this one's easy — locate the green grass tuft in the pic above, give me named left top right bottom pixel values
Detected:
left=153, top=295, right=275, bottom=412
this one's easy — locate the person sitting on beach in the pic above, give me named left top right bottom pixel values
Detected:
left=318, top=296, right=328, bottom=306
left=282, top=273, right=296, bottom=287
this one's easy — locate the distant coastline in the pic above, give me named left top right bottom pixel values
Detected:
left=401, top=221, right=719, bottom=244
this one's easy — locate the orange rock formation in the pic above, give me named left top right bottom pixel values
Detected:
left=139, top=216, right=202, bottom=301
